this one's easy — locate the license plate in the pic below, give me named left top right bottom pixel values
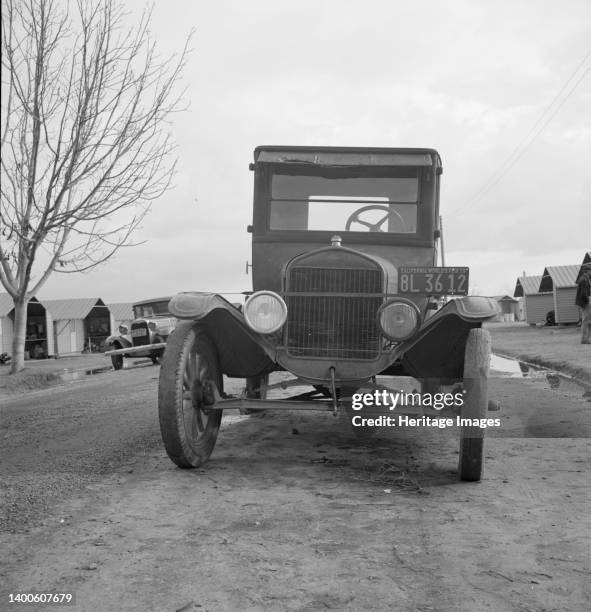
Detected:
left=398, top=267, right=469, bottom=295
left=131, top=328, right=148, bottom=337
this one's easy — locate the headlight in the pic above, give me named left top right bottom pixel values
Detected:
left=119, top=324, right=129, bottom=334
left=244, top=291, right=287, bottom=334
left=378, top=299, right=420, bottom=341
left=148, top=321, right=157, bottom=331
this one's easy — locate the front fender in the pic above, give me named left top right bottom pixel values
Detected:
left=168, top=292, right=276, bottom=377
left=105, top=334, right=132, bottom=349
left=438, top=296, right=499, bottom=321
left=395, top=296, right=499, bottom=380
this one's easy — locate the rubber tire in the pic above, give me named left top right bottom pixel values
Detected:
left=458, top=328, right=491, bottom=482
left=158, top=322, right=223, bottom=468
left=111, top=354, right=124, bottom=370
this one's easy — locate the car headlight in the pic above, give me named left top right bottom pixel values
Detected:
left=244, top=291, right=287, bottom=334
left=378, top=299, right=420, bottom=341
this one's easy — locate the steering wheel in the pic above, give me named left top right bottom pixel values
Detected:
left=345, top=204, right=407, bottom=233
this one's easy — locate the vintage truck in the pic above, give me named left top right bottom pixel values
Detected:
left=105, top=297, right=176, bottom=370
left=157, top=146, right=499, bottom=481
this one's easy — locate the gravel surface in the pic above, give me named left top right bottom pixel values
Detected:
left=1, top=365, right=161, bottom=533
left=1, top=361, right=590, bottom=610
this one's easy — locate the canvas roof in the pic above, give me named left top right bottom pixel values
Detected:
left=107, top=302, right=134, bottom=321
left=513, top=275, right=542, bottom=297
left=538, top=265, right=580, bottom=292
left=0, top=294, right=44, bottom=317
left=42, top=297, right=107, bottom=320
left=254, top=146, right=440, bottom=167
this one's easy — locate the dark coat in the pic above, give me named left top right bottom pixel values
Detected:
left=575, top=274, right=590, bottom=308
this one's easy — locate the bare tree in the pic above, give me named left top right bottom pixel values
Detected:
left=0, top=0, right=189, bottom=372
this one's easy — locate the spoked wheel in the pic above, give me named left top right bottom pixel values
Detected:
left=458, top=328, right=491, bottom=481
left=158, top=322, right=223, bottom=468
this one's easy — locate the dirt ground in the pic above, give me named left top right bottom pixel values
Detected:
left=0, top=353, right=147, bottom=395
left=1, top=361, right=590, bottom=612
left=486, top=322, right=591, bottom=383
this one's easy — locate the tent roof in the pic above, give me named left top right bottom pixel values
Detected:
left=42, top=297, right=107, bottom=320
left=539, top=265, right=580, bottom=292
left=513, top=275, right=541, bottom=297
left=0, top=294, right=44, bottom=317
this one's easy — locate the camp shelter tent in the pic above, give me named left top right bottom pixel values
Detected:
left=538, top=265, right=580, bottom=324
left=513, top=275, right=553, bottom=325
left=0, top=294, right=51, bottom=358
left=43, top=297, right=112, bottom=355
left=491, top=295, right=522, bottom=322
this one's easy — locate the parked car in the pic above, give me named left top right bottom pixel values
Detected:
left=158, top=146, right=499, bottom=481
left=105, top=297, right=176, bottom=370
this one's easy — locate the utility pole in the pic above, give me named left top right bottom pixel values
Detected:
left=439, top=215, right=445, bottom=266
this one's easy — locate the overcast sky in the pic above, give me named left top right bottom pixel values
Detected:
left=35, top=0, right=591, bottom=303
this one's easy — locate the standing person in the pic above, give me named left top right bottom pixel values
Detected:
left=575, top=264, right=591, bottom=344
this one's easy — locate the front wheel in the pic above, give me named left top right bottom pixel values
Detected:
left=458, top=328, right=491, bottom=481
left=158, top=322, right=223, bottom=468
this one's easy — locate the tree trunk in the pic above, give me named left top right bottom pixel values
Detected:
left=10, top=298, right=28, bottom=374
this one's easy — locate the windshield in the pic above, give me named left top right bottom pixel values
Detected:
left=133, top=301, right=170, bottom=318
left=269, top=170, right=419, bottom=233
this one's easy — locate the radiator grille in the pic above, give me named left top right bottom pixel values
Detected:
left=286, top=267, right=383, bottom=359
left=130, top=321, right=150, bottom=347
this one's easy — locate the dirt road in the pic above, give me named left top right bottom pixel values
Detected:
left=1, top=362, right=590, bottom=611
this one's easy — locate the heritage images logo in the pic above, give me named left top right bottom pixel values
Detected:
left=349, top=390, right=501, bottom=429
left=351, top=390, right=464, bottom=411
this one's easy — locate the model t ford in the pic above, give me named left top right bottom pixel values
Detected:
left=158, top=146, right=498, bottom=481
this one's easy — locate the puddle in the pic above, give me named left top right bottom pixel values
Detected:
left=60, top=369, right=85, bottom=382
left=59, top=359, right=153, bottom=382
left=491, top=354, right=591, bottom=399
left=60, top=365, right=113, bottom=382
left=490, top=354, right=544, bottom=378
